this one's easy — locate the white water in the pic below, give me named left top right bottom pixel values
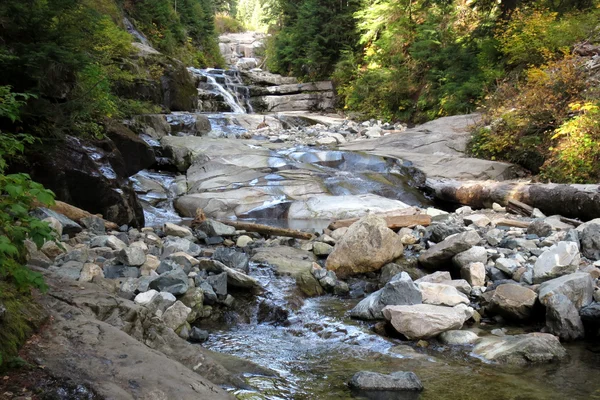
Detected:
left=188, top=67, right=248, bottom=113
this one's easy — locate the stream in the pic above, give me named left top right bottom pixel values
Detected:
left=132, top=68, right=600, bottom=400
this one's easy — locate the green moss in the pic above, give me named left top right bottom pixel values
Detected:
left=0, top=281, right=47, bottom=369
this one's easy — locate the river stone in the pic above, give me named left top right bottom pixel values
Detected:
left=103, top=265, right=140, bottom=279
left=157, top=260, right=179, bottom=275
left=189, top=327, right=209, bottom=343
left=163, top=237, right=202, bottom=257
left=442, top=279, right=472, bottom=295
left=489, top=284, right=537, bottom=321
left=325, top=214, right=404, bottom=278
left=197, top=220, right=235, bottom=236
left=428, top=223, right=464, bottom=243
left=415, top=271, right=451, bottom=284
left=41, top=241, right=66, bottom=259
left=162, top=301, right=192, bottom=331
left=33, top=208, right=81, bottom=236
left=419, top=231, right=481, bottom=270
left=348, top=371, right=423, bottom=392
left=351, top=272, right=422, bottom=320
left=206, top=272, right=228, bottom=296
left=134, top=289, right=159, bottom=306
left=461, top=262, right=486, bottom=287
left=452, top=246, right=487, bottom=269
left=313, top=242, right=334, bottom=256
left=117, top=247, right=146, bottom=267
left=81, top=216, right=105, bottom=235
left=42, top=216, right=63, bottom=238
left=214, top=247, right=249, bottom=272
left=198, top=281, right=217, bottom=304
left=55, top=261, right=84, bottom=280
left=382, top=304, right=472, bottom=339
left=164, top=222, right=193, bottom=238
left=486, top=229, right=504, bottom=246
left=236, top=235, right=253, bottom=247
left=149, top=269, right=189, bottom=295
left=180, top=287, right=205, bottom=313
left=533, top=241, right=580, bottom=284
left=419, top=282, right=469, bottom=307
left=544, top=293, right=585, bottom=341
left=438, top=330, right=479, bottom=345
left=581, top=224, right=600, bottom=260
left=464, top=214, right=491, bottom=227
left=79, top=263, right=104, bottom=282
left=140, top=255, right=160, bottom=276
left=473, top=333, right=567, bottom=364
left=90, top=235, right=127, bottom=251
left=166, top=252, right=199, bottom=273
left=222, top=264, right=260, bottom=289
left=527, top=219, right=553, bottom=238
left=538, top=272, right=594, bottom=310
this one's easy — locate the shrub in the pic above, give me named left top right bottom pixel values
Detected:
left=215, top=13, right=245, bottom=34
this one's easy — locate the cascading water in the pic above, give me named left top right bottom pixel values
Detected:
left=188, top=67, right=252, bottom=113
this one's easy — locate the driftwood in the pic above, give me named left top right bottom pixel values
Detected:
left=506, top=199, right=534, bottom=217
left=34, top=200, right=119, bottom=230
left=426, top=179, right=600, bottom=221
left=493, top=218, right=530, bottom=229
left=328, top=214, right=431, bottom=231
left=216, top=220, right=313, bottom=240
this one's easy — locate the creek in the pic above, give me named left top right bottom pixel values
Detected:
left=133, top=68, right=600, bottom=400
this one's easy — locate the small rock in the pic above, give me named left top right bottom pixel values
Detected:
left=206, top=272, right=228, bottom=296
left=533, top=242, right=580, bottom=284
left=545, top=293, right=584, bottom=341
left=419, top=231, right=481, bottom=270
left=79, top=263, right=104, bottom=282
left=81, top=216, right=105, bottom=234
left=453, top=246, right=488, bottom=269
left=162, top=301, right=192, bottom=331
left=313, top=242, right=334, bottom=256
left=214, top=247, right=249, bottom=272
left=527, top=219, right=553, bottom=238
left=197, top=220, right=235, bottom=236
left=489, top=284, right=537, bottom=321
left=149, top=269, right=189, bottom=295
left=581, top=224, right=600, bottom=261
left=189, top=327, right=209, bottom=342
left=236, top=235, right=254, bottom=247
left=464, top=214, right=491, bottom=227
left=117, top=247, right=146, bottom=267
left=55, top=260, right=84, bottom=280
left=134, top=289, right=159, bottom=305
left=438, top=330, right=479, bottom=345
left=163, top=222, right=193, bottom=238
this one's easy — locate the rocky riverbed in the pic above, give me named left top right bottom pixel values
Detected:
left=9, top=37, right=600, bottom=399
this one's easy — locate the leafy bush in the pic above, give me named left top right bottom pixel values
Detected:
left=0, top=87, right=55, bottom=293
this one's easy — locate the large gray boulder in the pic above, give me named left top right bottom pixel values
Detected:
left=419, top=231, right=481, bottom=270
left=544, top=293, right=585, bottom=341
left=538, top=272, right=594, bottom=310
left=348, top=371, right=423, bottom=392
left=473, top=333, right=567, bottom=364
left=350, top=272, right=422, bottom=320
left=325, top=214, right=404, bottom=278
left=489, top=284, right=537, bottom=321
left=533, top=241, right=580, bottom=283
left=382, top=303, right=473, bottom=339
left=581, top=224, right=600, bottom=260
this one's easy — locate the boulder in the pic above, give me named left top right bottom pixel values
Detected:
left=438, top=330, right=479, bottom=345
left=325, top=214, right=404, bottom=278
left=418, top=282, right=469, bottom=307
left=489, top=284, right=537, bottom=321
left=313, top=242, right=334, bottom=256
left=527, top=219, right=553, bottom=238
left=419, top=231, right=481, bottom=270
left=350, top=272, right=422, bottom=320
left=581, top=224, right=600, bottom=260
left=533, top=241, right=580, bottom=283
left=90, top=235, right=127, bottom=251
left=452, top=246, right=487, bottom=269
left=495, top=258, right=521, bottom=276
left=163, top=237, right=202, bottom=257
left=55, top=261, right=84, bottom=280
left=214, top=247, right=249, bottom=272
left=473, top=333, right=567, bottom=364
left=189, top=327, right=209, bottom=343
left=32, top=208, right=81, bottom=235
left=206, top=272, right=228, bottom=296
left=538, top=272, right=594, bottom=310
left=79, top=263, right=104, bottom=282
left=162, top=301, right=192, bottom=331
left=117, top=247, right=146, bottom=267
left=382, top=304, right=472, bottom=339
left=461, top=262, right=486, bottom=287
left=428, top=223, right=464, bottom=243
left=348, top=371, right=423, bottom=392
left=149, top=269, right=189, bottom=295
left=415, top=271, right=451, bottom=284
left=26, top=136, right=144, bottom=227
left=104, top=121, right=155, bottom=176
left=544, top=293, right=585, bottom=341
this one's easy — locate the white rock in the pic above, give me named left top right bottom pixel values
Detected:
left=383, top=304, right=471, bottom=339
left=162, top=301, right=192, bottom=331
left=79, top=263, right=104, bottom=282
left=236, top=235, right=254, bottom=247
left=134, top=289, right=159, bottom=305
left=419, top=282, right=469, bottom=306
left=461, top=262, right=486, bottom=287
left=533, top=241, right=580, bottom=284
left=164, top=222, right=193, bottom=238
left=464, top=214, right=491, bottom=227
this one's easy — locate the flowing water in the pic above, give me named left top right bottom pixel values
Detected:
left=134, top=68, right=600, bottom=400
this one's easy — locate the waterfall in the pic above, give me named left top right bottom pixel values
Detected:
left=188, top=67, right=252, bottom=114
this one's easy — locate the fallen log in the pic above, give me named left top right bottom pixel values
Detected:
left=425, top=179, right=600, bottom=222
left=493, top=218, right=530, bottom=229
left=328, top=214, right=431, bottom=231
left=35, top=200, right=119, bottom=230
left=215, top=220, right=313, bottom=240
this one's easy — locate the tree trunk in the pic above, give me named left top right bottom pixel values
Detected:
left=215, top=220, right=314, bottom=240
left=425, top=179, right=600, bottom=221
